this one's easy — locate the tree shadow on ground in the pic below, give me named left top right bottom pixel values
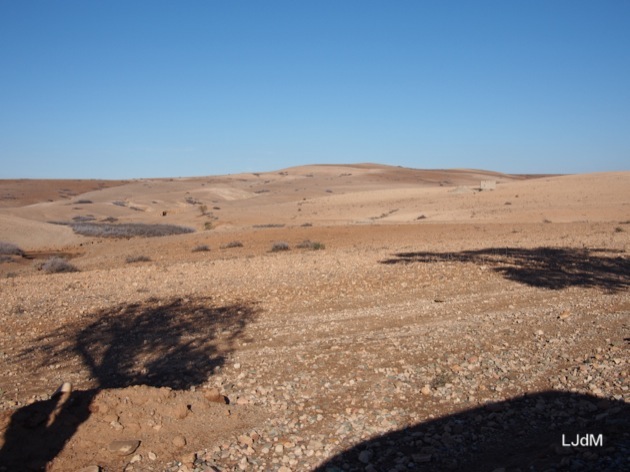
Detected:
left=0, top=296, right=259, bottom=471
left=316, top=391, right=630, bottom=471
left=380, top=247, right=629, bottom=293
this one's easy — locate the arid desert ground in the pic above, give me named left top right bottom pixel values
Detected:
left=0, top=164, right=628, bottom=471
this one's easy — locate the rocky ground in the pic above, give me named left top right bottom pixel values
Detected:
left=0, top=168, right=628, bottom=471
left=1, top=221, right=628, bottom=471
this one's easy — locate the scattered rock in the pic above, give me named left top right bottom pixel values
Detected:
left=238, top=434, right=254, bottom=446
left=358, top=449, right=373, bottom=464
left=107, top=440, right=140, bottom=456
left=172, top=435, right=187, bottom=448
left=203, top=387, right=228, bottom=404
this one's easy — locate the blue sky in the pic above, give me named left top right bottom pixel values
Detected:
left=1, top=1, right=629, bottom=179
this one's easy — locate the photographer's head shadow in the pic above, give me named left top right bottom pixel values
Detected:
left=316, top=390, right=629, bottom=471
left=0, top=296, right=259, bottom=470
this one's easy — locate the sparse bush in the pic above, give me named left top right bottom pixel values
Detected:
left=102, top=216, right=118, bottom=223
left=271, top=241, right=290, bottom=252
left=301, top=222, right=313, bottom=227
left=192, top=245, right=210, bottom=252
left=74, top=199, right=93, bottom=204
left=204, top=221, right=214, bottom=231
left=0, top=255, right=14, bottom=263
left=112, top=201, right=127, bottom=207
left=199, top=204, right=208, bottom=216
left=40, top=257, right=78, bottom=274
left=253, top=223, right=285, bottom=229
left=296, top=240, right=325, bottom=250
left=72, top=215, right=96, bottom=222
left=126, top=255, right=151, bottom=263
left=185, top=196, right=202, bottom=205
left=0, top=242, right=24, bottom=256
left=615, top=227, right=625, bottom=233
left=416, top=215, right=427, bottom=220
left=221, top=241, right=243, bottom=249
left=71, top=222, right=195, bottom=238
left=543, top=218, right=552, bottom=224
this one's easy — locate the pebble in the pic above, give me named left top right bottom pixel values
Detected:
left=203, top=387, right=225, bottom=404
left=107, top=440, right=140, bottom=456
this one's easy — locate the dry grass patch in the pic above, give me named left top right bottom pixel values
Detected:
left=72, top=223, right=195, bottom=238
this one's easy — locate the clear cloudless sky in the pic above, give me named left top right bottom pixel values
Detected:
left=1, top=0, right=629, bottom=178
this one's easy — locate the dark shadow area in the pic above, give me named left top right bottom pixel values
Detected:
left=380, top=247, right=629, bottom=293
left=0, top=296, right=259, bottom=470
left=316, top=391, right=630, bottom=471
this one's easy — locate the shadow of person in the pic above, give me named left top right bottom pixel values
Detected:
left=315, top=391, right=629, bottom=471
left=0, top=296, right=259, bottom=471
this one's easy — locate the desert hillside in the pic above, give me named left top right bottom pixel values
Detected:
left=0, top=164, right=628, bottom=471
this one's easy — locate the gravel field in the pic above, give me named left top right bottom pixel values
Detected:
left=0, top=168, right=628, bottom=471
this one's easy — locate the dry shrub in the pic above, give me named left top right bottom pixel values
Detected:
left=221, top=241, right=243, bottom=249
left=296, top=240, right=325, bottom=250
left=126, top=255, right=151, bottom=263
left=253, top=223, right=285, bottom=228
left=41, top=257, right=78, bottom=274
left=192, top=245, right=210, bottom=252
left=0, top=242, right=24, bottom=256
left=271, top=241, right=290, bottom=252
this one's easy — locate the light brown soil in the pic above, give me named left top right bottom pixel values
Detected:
left=0, top=165, right=628, bottom=471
